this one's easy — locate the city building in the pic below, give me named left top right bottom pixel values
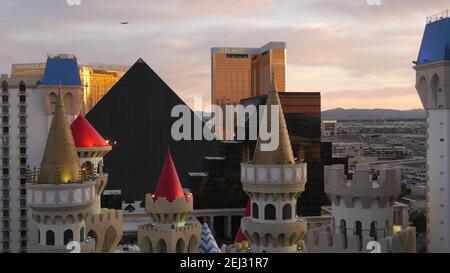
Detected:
left=306, top=164, right=416, bottom=253
left=26, top=94, right=122, bottom=253
left=239, top=78, right=308, bottom=253
left=85, top=58, right=219, bottom=203
left=211, top=42, right=286, bottom=108
left=0, top=54, right=82, bottom=253
left=137, top=151, right=201, bottom=253
left=321, top=120, right=337, bottom=142
left=11, top=58, right=127, bottom=115
left=414, top=12, right=450, bottom=252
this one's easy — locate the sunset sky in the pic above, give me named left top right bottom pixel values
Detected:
left=0, top=0, right=448, bottom=110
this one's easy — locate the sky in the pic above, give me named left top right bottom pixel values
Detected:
left=0, top=0, right=448, bottom=110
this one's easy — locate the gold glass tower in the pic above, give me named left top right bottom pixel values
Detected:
left=211, top=42, right=286, bottom=108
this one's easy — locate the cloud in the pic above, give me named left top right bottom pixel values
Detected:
left=0, top=0, right=440, bottom=110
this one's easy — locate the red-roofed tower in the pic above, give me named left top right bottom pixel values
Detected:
left=138, top=151, right=201, bottom=253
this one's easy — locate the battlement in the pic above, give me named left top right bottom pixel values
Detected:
left=88, top=209, right=122, bottom=225
left=241, top=163, right=307, bottom=194
left=137, top=220, right=200, bottom=234
left=220, top=243, right=251, bottom=253
left=145, top=193, right=193, bottom=222
left=325, top=165, right=401, bottom=208
left=306, top=224, right=416, bottom=253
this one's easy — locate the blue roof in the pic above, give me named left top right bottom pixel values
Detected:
left=42, top=55, right=81, bottom=86
left=417, top=18, right=450, bottom=65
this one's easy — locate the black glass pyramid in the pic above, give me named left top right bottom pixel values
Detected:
left=86, top=59, right=219, bottom=202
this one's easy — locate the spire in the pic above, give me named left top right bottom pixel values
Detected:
left=38, top=93, right=81, bottom=184
left=153, top=151, right=185, bottom=202
left=251, top=78, right=294, bottom=165
left=199, top=223, right=221, bottom=253
left=270, top=66, right=278, bottom=93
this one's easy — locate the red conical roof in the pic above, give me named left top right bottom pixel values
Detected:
left=234, top=200, right=251, bottom=244
left=153, top=152, right=185, bottom=202
left=71, top=116, right=109, bottom=148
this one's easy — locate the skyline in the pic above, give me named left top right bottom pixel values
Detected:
left=1, top=0, right=448, bottom=110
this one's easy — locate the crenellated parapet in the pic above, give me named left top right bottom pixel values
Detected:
left=86, top=209, right=123, bottom=253
left=145, top=193, right=193, bottom=224
left=221, top=243, right=251, bottom=253
left=325, top=164, right=401, bottom=209
left=306, top=224, right=416, bottom=253
left=241, top=163, right=307, bottom=194
left=27, top=180, right=96, bottom=219
left=137, top=220, right=201, bottom=253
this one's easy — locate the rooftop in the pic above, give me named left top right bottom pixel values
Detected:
left=417, top=11, right=450, bottom=65
left=70, top=116, right=110, bottom=148
left=42, top=54, right=81, bottom=86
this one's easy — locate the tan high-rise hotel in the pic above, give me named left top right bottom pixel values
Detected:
left=211, top=42, right=286, bottom=108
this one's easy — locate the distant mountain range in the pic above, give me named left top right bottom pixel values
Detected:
left=322, top=108, right=426, bottom=120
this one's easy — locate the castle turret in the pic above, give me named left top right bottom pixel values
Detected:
left=239, top=76, right=308, bottom=253
left=137, top=152, right=201, bottom=253
left=71, top=115, right=112, bottom=214
left=306, top=164, right=416, bottom=253
left=414, top=11, right=450, bottom=253
left=70, top=116, right=122, bottom=253
left=26, top=93, right=96, bottom=253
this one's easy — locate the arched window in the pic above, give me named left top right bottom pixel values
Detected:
left=157, top=239, right=167, bottom=253
left=176, top=238, right=185, bottom=253
left=46, top=230, right=55, bottom=246
left=19, top=81, right=26, bottom=92
left=431, top=74, right=440, bottom=107
left=340, top=219, right=347, bottom=249
left=282, top=204, right=292, bottom=220
left=49, top=93, right=58, bottom=113
left=354, top=221, right=363, bottom=251
left=264, top=204, right=276, bottom=220
left=37, top=229, right=41, bottom=244
left=64, top=229, right=74, bottom=245
left=80, top=227, right=85, bottom=242
left=64, top=92, right=74, bottom=114
left=252, top=203, right=259, bottom=219
left=370, top=221, right=377, bottom=241
left=2, top=81, right=8, bottom=92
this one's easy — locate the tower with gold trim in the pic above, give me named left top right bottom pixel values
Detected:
left=239, top=76, right=308, bottom=253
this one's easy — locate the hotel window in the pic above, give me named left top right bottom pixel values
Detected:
left=2, top=106, right=8, bottom=113
left=1, top=82, right=8, bottom=92
left=19, top=95, right=26, bottom=103
left=19, top=106, right=26, bottom=113
left=2, top=116, right=8, bottom=123
left=2, top=127, right=8, bottom=134
left=20, top=147, right=26, bottom=154
left=19, top=82, right=26, bottom=92
left=20, top=157, right=26, bottom=165
left=2, top=96, right=8, bottom=103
